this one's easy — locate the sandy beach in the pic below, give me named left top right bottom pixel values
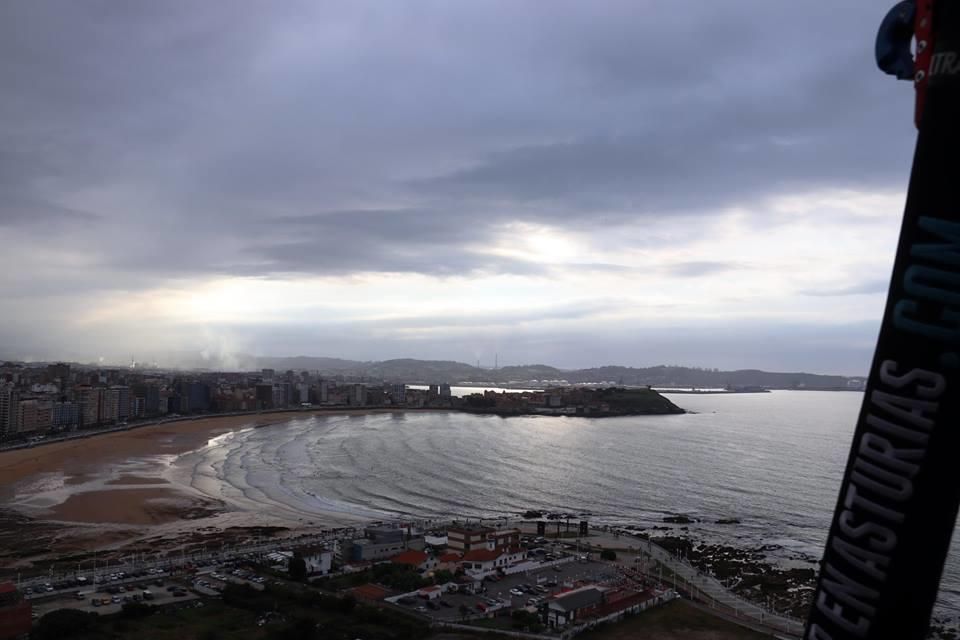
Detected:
left=0, top=411, right=308, bottom=491
left=0, top=408, right=417, bottom=491
left=46, top=487, right=211, bottom=526
left=0, top=408, right=415, bottom=567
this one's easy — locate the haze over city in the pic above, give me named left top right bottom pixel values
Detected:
left=1, top=2, right=917, bottom=374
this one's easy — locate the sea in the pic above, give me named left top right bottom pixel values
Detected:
left=169, top=389, right=960, bottom=615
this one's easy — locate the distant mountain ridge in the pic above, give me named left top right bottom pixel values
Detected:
left=2, top=352, right=861, bottom=389
left=253, top=356, right=859, bottom=389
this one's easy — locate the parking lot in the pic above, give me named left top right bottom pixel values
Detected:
left=194, top=566, right=267, bottom=593
left=393, top=558, right=622, bottom=622
left=31, top=579, right=199, bottom=619
left=26, top=561, right=275, bottom=623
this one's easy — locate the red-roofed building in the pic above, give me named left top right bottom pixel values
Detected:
left=594, top=587, right=659, bottom=617
left=437, top=551, right=462, bottom=571
left=462, top=548, right=501, bottom=563
left=461, top=546, right=526, bottom=575
left=417, top=585, right=443, bottom=600
left=390, top=549, right=434, bottom=571
left=348, top=583, right=393, bottom=602
left=0, top=582, right=31, bottom=640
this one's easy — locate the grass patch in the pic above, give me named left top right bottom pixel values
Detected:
left=579, top=599, right=770, bottom=640
left=35, top=583, right=431, bottom=640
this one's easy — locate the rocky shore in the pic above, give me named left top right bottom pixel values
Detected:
left=601, top=520, right=960, bottom=639
left=649, top=534, right=816, bottom=618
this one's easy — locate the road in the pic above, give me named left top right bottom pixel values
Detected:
left=573, top=528, right=805, bottom=638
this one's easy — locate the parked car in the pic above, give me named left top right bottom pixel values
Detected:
left=509, top=588, right=524, bottom=597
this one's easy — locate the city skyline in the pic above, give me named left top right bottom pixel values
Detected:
left=1, top=2, right=915, bottom=376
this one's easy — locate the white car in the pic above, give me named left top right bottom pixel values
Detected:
left=509, top=588, right=524, bottom=597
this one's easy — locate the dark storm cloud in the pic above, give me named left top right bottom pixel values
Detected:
left=0, top=194, right=100, bottom=226
left=253, top=240, right=543, bottom=277
left=0, top=0, right=912, bottom=281
left=0, top=2, right=912, bottom=373
left=253, top=209, right=526, bottom=275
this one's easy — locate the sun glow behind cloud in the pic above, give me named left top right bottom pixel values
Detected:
left=65, top=187, right=901, bottom=345
left=0, top=2, right=915, bottom=373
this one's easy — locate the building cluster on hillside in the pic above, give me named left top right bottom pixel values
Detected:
left=0, top=361, right=458, bottom=442
left=318, top=519, right=664, bottom=630
left=329, top=521, right=533, bottom=578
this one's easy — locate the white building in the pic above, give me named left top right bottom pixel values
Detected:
left=299, top=546, right=334, bottom=576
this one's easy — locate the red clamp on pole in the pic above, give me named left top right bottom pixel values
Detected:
left=914, top=0, right=935, bottom=127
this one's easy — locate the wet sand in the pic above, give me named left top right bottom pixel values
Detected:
left=0, top=409, right=423, bottom=540
left=105, top=475, right=171, bottom=485
left=47, top=487, right=219, bottom=526
left=0, top=411, right=300, bottom=490
left=0, top=409, right=406, bottom=490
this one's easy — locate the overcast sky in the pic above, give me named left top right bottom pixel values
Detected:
left=0, top=1, right=917, bottom=374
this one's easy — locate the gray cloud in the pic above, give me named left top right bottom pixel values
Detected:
left=0, top=194, right=101, bottom=226
left=663, top=261, right=744, bottom=278
left=0, top=2, right=912, bottom=277
left=0, top=1, right=910, bottom=372
left=800, top=278, right=891, bottom=297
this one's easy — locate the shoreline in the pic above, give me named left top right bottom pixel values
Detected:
left=0, top=408, right=433, bottom=571
left=0, top=408, right=442, bottom=535
left=0, top=407, right=444, bottom=489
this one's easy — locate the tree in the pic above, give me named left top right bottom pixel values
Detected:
left=600, top=549, right=617, bottom=561
left=32, top=609, right=98, bottom=640
left=432, top=569, right=454, bottom=585
left=275, top=617, right=318, bottom=640
left=337, top=594, right=357, bottom=614
left=289, top=554, right=308, bottom=581
left=120, top=601, right=154, bottom=618
left=512, top=609, right=543, bottom=631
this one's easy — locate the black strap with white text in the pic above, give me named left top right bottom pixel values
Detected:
left=805, top=2, right=960, bottom=639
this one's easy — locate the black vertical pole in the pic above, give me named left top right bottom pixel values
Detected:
left=805, top=3, right=960, bottom=639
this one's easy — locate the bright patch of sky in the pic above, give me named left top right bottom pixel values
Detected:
left=0, top=2, right=916, bottom=374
